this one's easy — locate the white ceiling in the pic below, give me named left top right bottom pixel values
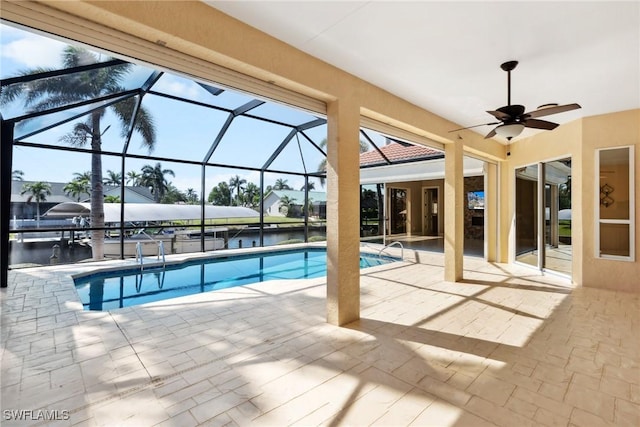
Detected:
left=206, top=1, right=639, bottom=142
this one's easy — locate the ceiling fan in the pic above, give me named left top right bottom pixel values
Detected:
left=450, top=60, right=581, bottom=140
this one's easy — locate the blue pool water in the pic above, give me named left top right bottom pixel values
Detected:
left=74, top=248, right=397, bottom=311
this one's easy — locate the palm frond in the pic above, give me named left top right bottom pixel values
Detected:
left=112, top=97, right=156, bottom=152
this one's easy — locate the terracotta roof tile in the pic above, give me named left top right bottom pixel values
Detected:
left=360, top=142, right=442, bottom=166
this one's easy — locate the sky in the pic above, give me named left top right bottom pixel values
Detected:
left=2, top=23, right=382, bottom=196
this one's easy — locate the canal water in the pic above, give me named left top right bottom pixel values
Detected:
left=9, top=228, right=327, bottom=267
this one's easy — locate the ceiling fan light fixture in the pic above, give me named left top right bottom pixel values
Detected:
left=495, top=123, right=524, bottom=138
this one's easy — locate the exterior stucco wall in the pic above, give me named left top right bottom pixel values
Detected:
left=501, top=110, right=639, bottom=291
left=580, top=110, right=640, bottom=292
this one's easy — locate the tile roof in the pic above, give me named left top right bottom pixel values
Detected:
left=360, top=142, right=442, bottom=166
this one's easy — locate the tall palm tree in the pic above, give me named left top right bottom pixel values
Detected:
left=1, top=46, right=156, bottom=260
left=73, top=171, right=92, bottom=183
left=185, top=188, right=199, bottom=205
left=140, top=162, right=174, bottom=203
left=278, top=195, right=296, bottom=217
left=63, top=179, right=90, bottom=202
left=126, top=170, right=142, bottom=186
left=20, top=181, right=52, bottom=227
left=243, top=182, right=260, bottom=208
left=273, top=178, right=291, bottom=190
left=229, top=175, right=247, bottom=206
left=300, top=182, right=316, bottom=191
left=12, top=170, right=24, bottom=181
left=103, top=170, right=122, bottom=186
left=162, top=184, right=187, bottom=204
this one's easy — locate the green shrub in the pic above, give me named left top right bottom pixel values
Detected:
left=276, top=239, right=304, bottom=245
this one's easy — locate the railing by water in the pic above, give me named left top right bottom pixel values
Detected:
left=136, top=240, right=166, bottom=271
left=135, top=241, right=144, bottom=270
left=378, top=241, right=404, bottom=260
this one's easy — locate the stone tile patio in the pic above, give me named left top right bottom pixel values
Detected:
left=1, top=248, right=638, bottom=426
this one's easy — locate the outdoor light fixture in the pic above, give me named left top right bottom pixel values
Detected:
left=494, top=123, right=524, bottom=139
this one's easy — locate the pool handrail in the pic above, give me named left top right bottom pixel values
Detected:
left=378, top=241, right=404, bottom=260
left=136, top=242, right=144, bottom=271
left=158, top=241, right=166, bottom=266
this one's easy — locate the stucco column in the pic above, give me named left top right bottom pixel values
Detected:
left=499, top=160, right=512, bottom=263
left=550, top=184, right=559, bottom=248
left=326, top=98, right=361, bottom=326
left=444, top=142, right=464, bottom=281
left=485, top=162, right=498, bottom=262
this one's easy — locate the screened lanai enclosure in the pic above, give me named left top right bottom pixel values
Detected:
left=1, top=24, right=438, bottom=284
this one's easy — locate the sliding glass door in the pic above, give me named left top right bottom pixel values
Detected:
left=515, top=158, right=572, bottom=275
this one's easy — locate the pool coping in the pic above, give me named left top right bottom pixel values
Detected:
left=17, top=242, right=407, bottom=315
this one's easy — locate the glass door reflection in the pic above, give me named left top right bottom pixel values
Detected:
left=516, top=164, right=539, bottom=268
left=515, top=159, right=572, bottom=275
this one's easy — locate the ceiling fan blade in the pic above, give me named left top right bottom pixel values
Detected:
left=523, top=118, right=559, bottom=130
left=487, top=110, right=510, bottom=121
left=484, top=128, right=497, bottom=139
left=449, top=122, right=501, bottom=132
left=525, top=103, right=581, bottom=119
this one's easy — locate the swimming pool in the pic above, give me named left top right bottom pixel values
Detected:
left=74, top=248, right=397, bottom=311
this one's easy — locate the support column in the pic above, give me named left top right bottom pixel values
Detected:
left=550, top=184, right=559, bottom=248
left=485, top=162, right=498, bottom=262
left=1, top=121, right=14, bottom=288
left=498, top=160, right=512, bottom=263
left=326, top=98, right=360, bottom=326
left=444, top=141, right=464, bottom=282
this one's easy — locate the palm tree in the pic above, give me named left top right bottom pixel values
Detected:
left=229, top=175, right=247, bottom=206
left=103, top=170, right=122, bottom=186
left=126, top=170, right=142, bottom=186
left=306, top=197, right=315, bottom=217
left=104, top=195, right=120, bottom=203
left=1, top=47, right=156, bottom=260
left=12, top=170, right=24, bottom=181
left=273, top=178, right=291, bottom=190
left=63, top=179, right=90, bottom=202
left=278, top=195, right=296, bottom=217
left=243, top=182, right=260, bottom=208
left=161, top=183, right=187, bottom=204
left=317, top=138, right=369, bottom=187
left=185, top=188, right=199, bottom=205
left=140, top=162, right=175, bottom=203
left=300, top=182, right=316, bottom=191
left=73, top=171, right=92, bottom=183
left=20, top=181, right=52, bottom=227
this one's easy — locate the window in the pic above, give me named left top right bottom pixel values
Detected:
left=595, top=146, right=635, bottom=260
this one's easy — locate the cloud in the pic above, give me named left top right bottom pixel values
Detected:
left=1, top=30, right=67, bottom=69
left=152, top=76, right=203, bottom=100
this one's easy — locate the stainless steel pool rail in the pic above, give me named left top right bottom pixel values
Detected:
left=135, top=242, right=144, bottom=270
left=157, top=241, right=166, bottom=266
left=378, top=241, right=404, bottom=260
left=135, top=240, right=166, bottom=271
left=360, top=241, right=404, bottom=261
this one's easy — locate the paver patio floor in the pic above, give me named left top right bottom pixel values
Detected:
left=1, top=249, right=638, bottom=426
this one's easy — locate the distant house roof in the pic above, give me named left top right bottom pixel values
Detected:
left=266, top=190, right=327, bottom=203
left=12, top=180, right=156, bottom=203
left=11, top=180, right=79, bottom=203
left=100, top=186, right=155, bottom=203
left=360, top=142, right=442, bottom=167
